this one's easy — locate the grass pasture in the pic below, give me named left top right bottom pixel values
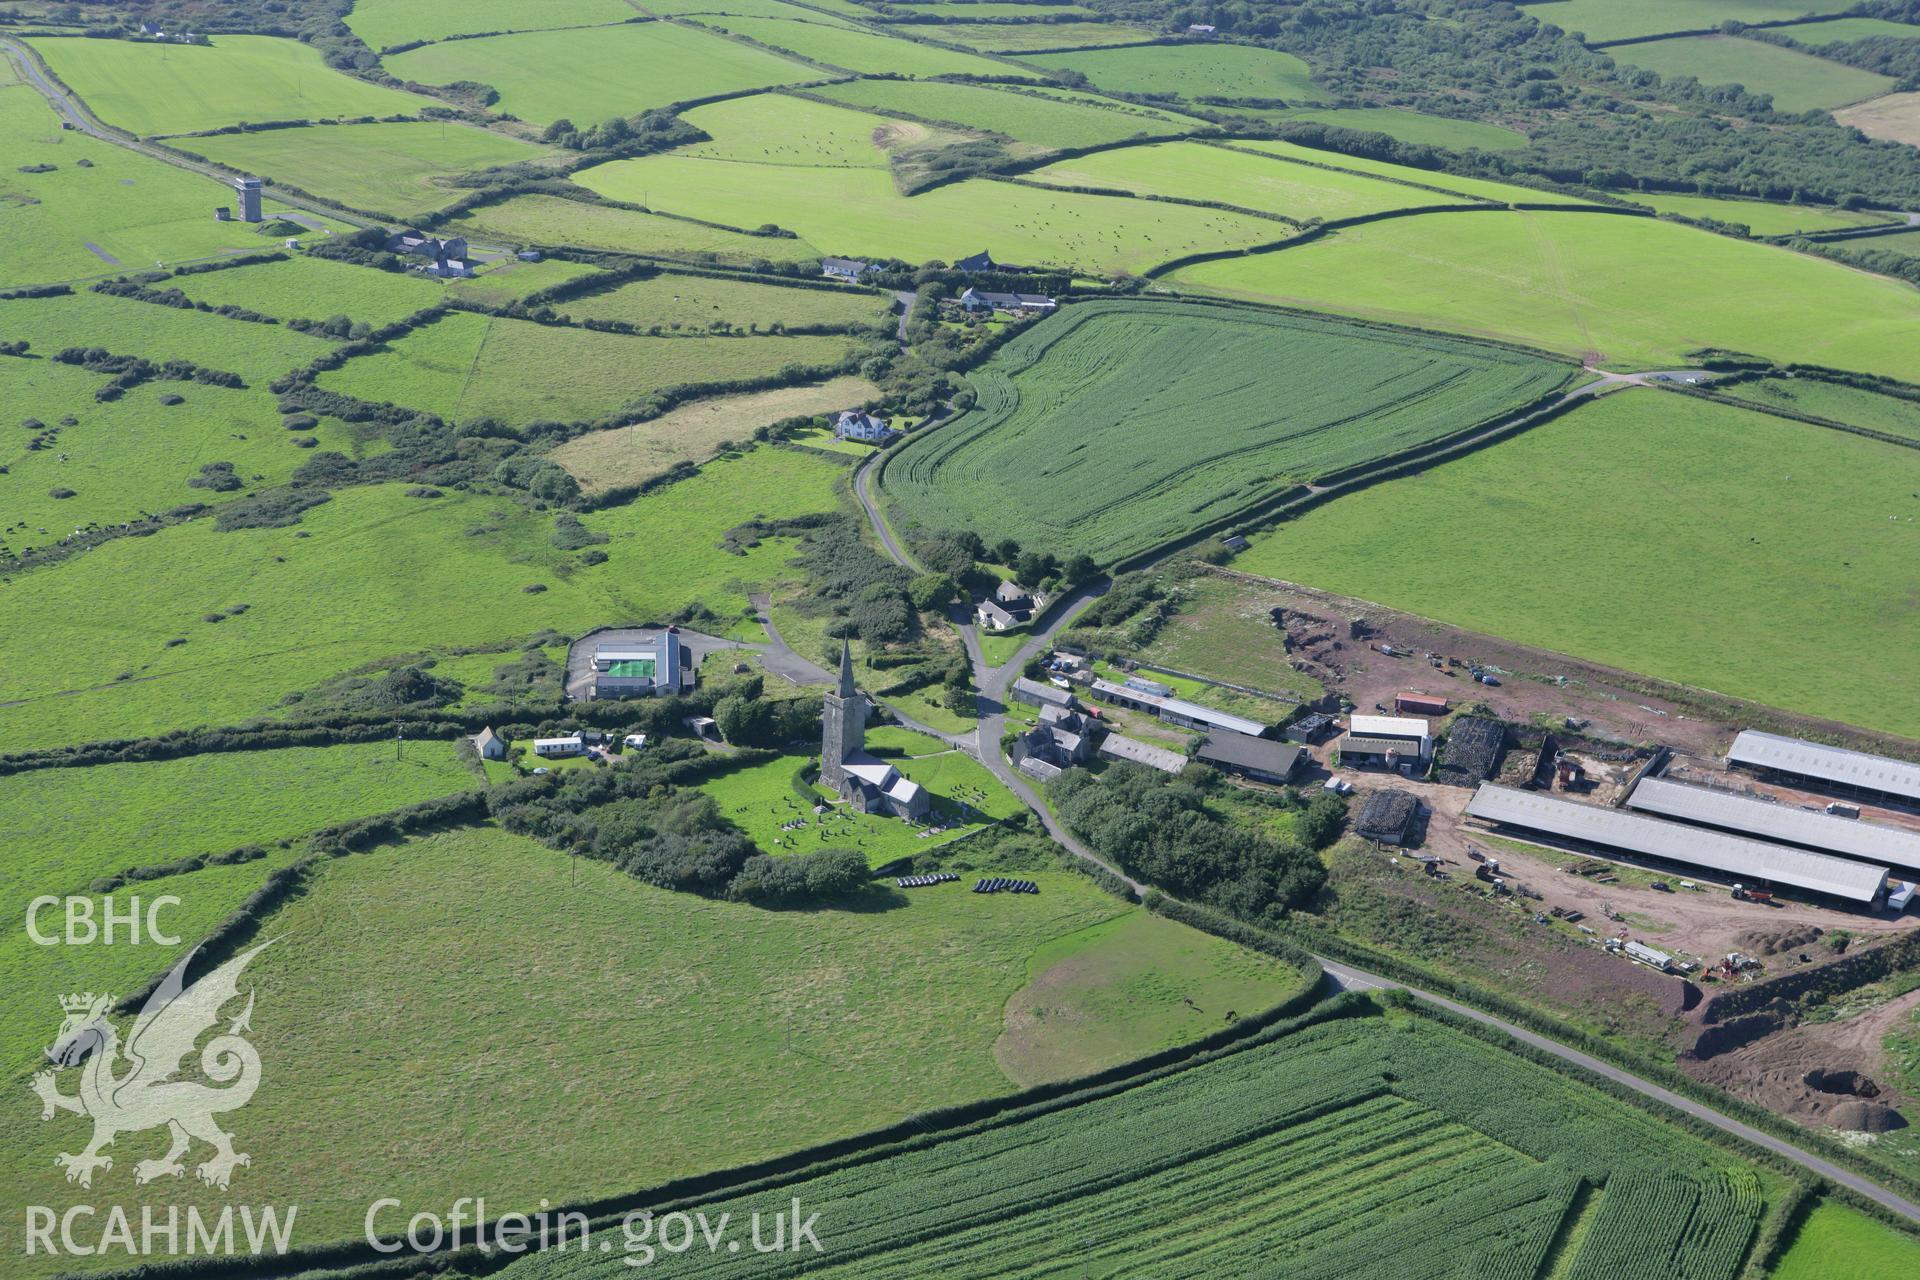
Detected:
left=549, top=374, right=880, bottom=493
left=0, top=68, right=324, bottom=288
left=1834, top=91, right=1920, bottom=146
left=383, top=22, right=815, bottom=126
left=344, top=0, right=638, bottom=53
left=166, top=253, right=444, bottom=327
left=1249, top=106, right=1529, bottom=152
left=1230, top=139, right=1588, bottom=205
left=930, top=19, right=1159, bottom=50
left=444, top=256, right=603, bottom=304
left=0, top=822, right=1312, bottom=1264
left=451, top=194, right=823, bottom=262
left=1786, top=16, right=1920, bottom=45
left=1027, top=140, right=1479, bottom=224
left=0, top=742, right=473, bottom=1073
left=1610, top=34, right=1895, bottom=112
left=676, top=92, right=965, bottom=167
left=1236, top=389, right=1920, bottom=738
left=1176, top=209, right=1920, bottom=380
left=1521, top=0, right=1855, bottom=44
left=503, top=1008, right=1777, bottom=1280
left=557, top=270, right=892, bottom=331
left=1770, top=1200, right=1920, bottom=1279
left=183, top=121, right=562, bottom=220
left=884, top=298, right=1572, bottom=564
left=1626, top=190, right=1895, bottom=234
left=318, top=310, right=860, bottom=424
left=0, top=367, right=357, bottom=536
left=807, top=78, right=1207, bottom=150
left=1018, top=42, right=1324, bottom=102
left=575, top=155, right=1288, bottom=274
left=26, top=34, right=434, bottom=136
left=0, top=448, right=843, bottom=749
left=0, top=286, right=331, bottom=385
left=1719, top=375, right=1920, bottom=442
left=696, top=14, right=1020, bottom=76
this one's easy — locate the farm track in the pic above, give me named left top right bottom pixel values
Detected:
left=854, top=366, right=1920, bottom=1226
left=0, top=35, right=377, bottom=236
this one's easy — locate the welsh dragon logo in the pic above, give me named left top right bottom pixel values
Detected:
left=32, top=943, right=269, bottom=1190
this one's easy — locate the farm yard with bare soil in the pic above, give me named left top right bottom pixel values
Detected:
left=7, top=0, right=1920, bottom=1274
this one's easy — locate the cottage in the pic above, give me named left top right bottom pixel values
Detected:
left=423, top=256, right=472, bottom=279
left=955, top=250, right=996, bottom=273
left=472, top=727, right=507, bottom=760
left=976, top=599, right=1025, bottom=631
left=833, top=409, right=896, bottom=443
left=532, top=736, right=583, bottom=758
left=820, top=257, right=870, bottom=282
left=959, top=287, right=1057, bottom=315
left=1196, top=733, right=1304, bottom=784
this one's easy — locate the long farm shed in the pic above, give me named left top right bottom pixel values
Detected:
left=1728, top=730, right=1920, bottom=808
left=1464, top=784, right=1890, bottom=906
left=1626, top=776, right=1920, bottom=880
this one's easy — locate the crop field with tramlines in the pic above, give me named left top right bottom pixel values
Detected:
left=883, top=298, right=1571, bottom=563
left=499, top=1006, right=1776, bottom=1280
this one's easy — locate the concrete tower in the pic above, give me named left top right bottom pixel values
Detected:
left=234, top=176, right=264, bottom=223
left=819, top=640, right=866, bottom=791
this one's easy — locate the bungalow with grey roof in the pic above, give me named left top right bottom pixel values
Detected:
left=960, top=287, right=1056, bottom=315
left=821, top=257, right=871, bottom=282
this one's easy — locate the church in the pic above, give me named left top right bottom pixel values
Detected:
left=821, top=641, right=930, bottom=821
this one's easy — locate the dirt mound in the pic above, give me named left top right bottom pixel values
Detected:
left=1738, top=925, right=1823, bottom=956
left=1824, top=1100, right=1907, bottom=1133
left=1804, top=1067, right=1880, bottom=1098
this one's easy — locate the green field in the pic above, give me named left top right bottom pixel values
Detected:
left=166, top=253, right=445, bottom=327
left=1785, top=16, right=1920, bottom=45
left=558, top=270, right=890, bottom=331
left=1019, top=42, right=1325, bottom=102
left=26, top=35, right=435, bottom=136
left=503, top=1006, right=1777, bottom=1280
left=808, top=78, right=1207, bottom=150
left=676, top=91, right=965, bottom=168
left=184, top=120, right=561, bottom=219
left=1252, top=106, right=1530, bottom=152
left=550, top=375, right=880, bottom=494
left=1719, top=375, right=1920, bottom=441
left=0, top=743, right=473, bottom=1072
left=884, top=298, right=1572, bottom=564
left=344, top=0, right=638, bottom=53
left=1, top=287, right=332, bottom=385
left=931, top=19, right=1159, bottom=50
left=384, top=22, right=815, bottom=126
left=1626, top=190, right=1896, bottom=233
left=0, top=448, right=843, bottom=749
left=1177, top=209, right=1920, bottom=380
left=1521, top=0, right=1857, bottom=44
left=697, top=14, right=1021, bottom=75
left=1770, top=1200, right=1920, bottom=1279
left=1235, top=388, right=1920, bottom=737
left=1027, top=140, right=1481, bottom=223
left=885, top=1, right=1095, bottom=14
left=1231, top=139, right=1590, bottom=205
left=452, top=194, right=824, bottom=262
left=1, top=823, right=1306, bottom=1265
left=444, top=256, right=603, bottom=304
left=0, top=67, right=327, bottom=288
left=0, top=365, right=358, bottom=535
left=576, top=154, right=1287, bottom=274
left=1611, top=34, right=1895, bottom=112
left=319, top=310, right=860, bottom=424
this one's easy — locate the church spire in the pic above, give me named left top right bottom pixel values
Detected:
left=837, top=638, right=856, bottom=698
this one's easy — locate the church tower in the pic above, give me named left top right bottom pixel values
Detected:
left=820, top=639, right=867, bottom=790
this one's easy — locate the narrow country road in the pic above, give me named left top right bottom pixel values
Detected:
left=851, top=398, right=1920, bottom=1224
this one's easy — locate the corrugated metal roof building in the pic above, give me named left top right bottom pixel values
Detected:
left=1728, top=731, right=1920, bottom=806
left=1627, top=777, right=1920, bottom=878
left=1088, top=678, right=1268, bottom=738
left=1464, top=784, right=1889, bottom=905
left=1097, top=734, right=1188, bottom=774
